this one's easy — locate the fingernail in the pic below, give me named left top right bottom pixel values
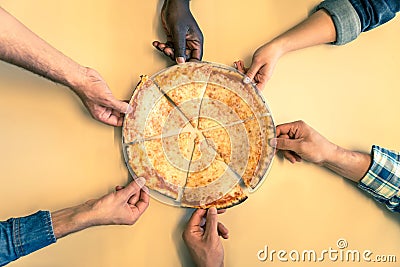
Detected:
left=176, top=57, right=185, bottom=64
left=233, top=62, right=237, bottom=68
left=125, top=105, right=133, bottom=114
left=208, top=207, right=217, bottom=214
left=142, top=185, right=150, bottom=194
left=135, top=177, right=146, bottom=188
left=243, top=76, right=251, bottom=84
left=269, top=138, right=277, bottom=148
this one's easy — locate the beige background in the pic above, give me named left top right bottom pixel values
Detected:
left=0, top=0, right=399, bottom=266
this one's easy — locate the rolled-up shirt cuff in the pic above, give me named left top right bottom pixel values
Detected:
left=316, top=0, right=361, bottom=45
left=12, top=210, right=56, bottom=258
left=358, top=145, right=400, bottom=212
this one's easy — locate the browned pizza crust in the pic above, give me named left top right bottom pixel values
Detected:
left=181, top=184, right=248, bottom=209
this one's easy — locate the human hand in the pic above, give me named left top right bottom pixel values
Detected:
left=153, top=0, right=203, bottom=63
left=273, top=120, right=337, bottom=164
left=85, top=178, right=149, bottom=226
left=183, top=208, right=228, bottom=267
left=73, top=67, right=132, bottom=126
left=234, top=41, right=284, bottom=90
left=51, top=178, right=149, bottom=239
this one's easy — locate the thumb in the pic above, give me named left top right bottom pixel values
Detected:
left=243, top=60, right=262, bottom=84
left=172, top=27, right=187, bottom=64
left=204, top=207, right=218, bottom=239
left=272, top=137, right=300, bottom=152
left=119, top=177, right=146, bottom=200
left=109, top=98, right=133, bottom=114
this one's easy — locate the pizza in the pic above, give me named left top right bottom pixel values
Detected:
left=123, top=62, right=275, bottom=209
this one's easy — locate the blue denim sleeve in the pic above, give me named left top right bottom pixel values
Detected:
left=349, top=0, right=400, bottom=32
left=358, top=145, right=400, bottom=213
left=316, top=0, right=362, bottom=45
left=0, top=211, right=56, bottom=266
left=316, top=0, right=400, bottom=45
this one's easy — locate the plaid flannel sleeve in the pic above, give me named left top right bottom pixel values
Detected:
left=358, top=145, right=400, bottom=213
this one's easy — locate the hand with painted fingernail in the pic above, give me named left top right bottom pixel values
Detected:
left=183, top=207, right=227, bottom=267
left=152, top=0, right=203, bottom=64
left=234, top=9, right=339, bottom=90
left=234, top=41, right=284, bottom=90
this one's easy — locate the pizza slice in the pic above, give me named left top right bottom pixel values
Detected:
left=180, top=136, right=247, bottom=209
left=200, top=115, right=274, bottom=190
left=247, top=114, right=275, bottom=191
left=124, top=131, right=196, bottom=200
left=207, top=66, right=270, bottom=118
left=161, top=82, right=206, bottom=128
left=123, top=75, right=192, bottom=144
left=152, top=62, right=213, bottom=93
left=153, top=63, right=213, bottom=129
left=197, top=83, right=255, bottom=130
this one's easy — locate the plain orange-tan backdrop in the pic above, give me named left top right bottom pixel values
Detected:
left=0, top=1, right=399, bottom=266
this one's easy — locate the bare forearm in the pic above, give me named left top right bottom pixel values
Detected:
left=322, top=145, right=372, bottom=183
left=0, top=7, right=84, bottom=91
left=271, top=9, right=336, bottom=56
left=51, top=202, right=94, bottom=239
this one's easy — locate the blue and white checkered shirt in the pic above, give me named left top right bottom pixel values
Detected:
left=359, top=145, right=400, bottom=213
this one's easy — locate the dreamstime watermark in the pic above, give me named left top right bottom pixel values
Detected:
left=257, top=238, right=397, bottom=263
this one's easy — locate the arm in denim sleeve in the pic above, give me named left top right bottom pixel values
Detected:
left=316, top=0, right=400, bottom=45
left=0, top=211, right=56, bottom=266
left=316, top=0, right=362, bottom=45
left=349, top=0, right=400, bottom=32
left=359, top=145, right=400, bottom=213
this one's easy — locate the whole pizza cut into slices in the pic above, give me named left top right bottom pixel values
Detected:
left=123, top=62, right=275, bottom=209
